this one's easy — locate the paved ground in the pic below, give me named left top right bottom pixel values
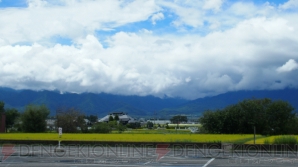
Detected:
left=1, top=144, right=298, bottom=167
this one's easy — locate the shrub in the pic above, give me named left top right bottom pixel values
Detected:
left=91, top=123, right=111, bottom=133
left=116, top=123, right=126, bottom=133
left=273, top=135, right=297, bottom=145
left=264, top=138, right=270, bottom=144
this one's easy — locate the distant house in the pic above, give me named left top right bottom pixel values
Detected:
left=98, top=112, right=136, bottom=124
left=46, top=119, right=55, bottom=130
left=84, top=119, right=91, bottom=125
left=148, top=119, right=171, bottom=125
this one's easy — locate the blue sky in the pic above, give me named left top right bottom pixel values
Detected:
left=0, top=0, right=298, bottom=99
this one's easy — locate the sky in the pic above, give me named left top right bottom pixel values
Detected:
left=0, top=0, right=298, bottom=100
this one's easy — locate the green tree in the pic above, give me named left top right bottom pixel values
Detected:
left=170, top=115, right=187, bottom=124
left=199, top=98, right=297, bottom=135
left=77, top=114, right=88, bottom=133
left=199, top=110, right=224, bottom=133
left=147, top=121, right=153, bottom=129
left=108, top=120, right=117, bottom=128
left=116, top=123, right=126, bottom=133
left=91, top=122, right=111, bottom=133
left=0, top=101, right=4, bottom=113
left=127, top=122, right=141, bottom=129
left=5, top=108, right=20, bottom=131
left=56, top=107, right=86, bottom=133
left=21, top=104, right=50, bottom=132
left=0, top=101, right=5, bottom=130
left=109, top=115, right=114, bottom=122
left=265, top=100, right=295, bottom=135
left=114, top=114, right=119, bottom=121
left=89, top=115, right=98, bottom=124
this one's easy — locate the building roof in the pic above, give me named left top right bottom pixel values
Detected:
left=98, top=112, right=136, bottom=123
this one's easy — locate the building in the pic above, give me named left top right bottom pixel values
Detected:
left=46, top=119, right=55, bottom=130
left=98, top=112, right=136, bottom=124
left=147, top=119, right=171, bottom=125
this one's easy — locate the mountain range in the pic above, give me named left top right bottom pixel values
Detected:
left=0, top=87, right=297, bottom=118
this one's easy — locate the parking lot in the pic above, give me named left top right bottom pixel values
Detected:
left=1, top=144, right=298, bottom=167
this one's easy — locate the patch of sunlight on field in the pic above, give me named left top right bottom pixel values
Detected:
left=0, top=133, right=260, bottom=143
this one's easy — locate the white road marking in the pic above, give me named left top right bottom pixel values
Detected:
left=203, top=158, right=215, bottom=167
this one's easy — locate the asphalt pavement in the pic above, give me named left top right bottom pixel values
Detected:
left=1, top=144, right=298, bottom=167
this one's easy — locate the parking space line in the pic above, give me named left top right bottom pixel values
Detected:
left=203, top=158, right=215, bottom=167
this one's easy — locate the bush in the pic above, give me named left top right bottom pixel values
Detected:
left=264, top=138, right=270, bottom=144
left=91, top=123, right=111, bottom=133
left=127, top=122, right=141, bottom=129
left=273, top=135, right=297, bottom=145
left=108, top=120, right=117, bottom=128
left=116, top=123, right=126, bottom=133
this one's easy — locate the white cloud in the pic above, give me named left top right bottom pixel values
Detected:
left=203, top=0, right=224, bottom=12
left=157, top=0, right=278, bottom=31
left=157, top=0, right=205, bottom=28
left=27, top=0, right=48, bottom=8
left=1, top=13, right=298, bottom=99
left=277, top=59, right=298, bottom=73
left=0, top=0, right=298, bottom=99
left=151, top=12, right=164, bottom=25
left=279, top=0, right=298, bottom=10
left=0, top=0, right=160, bottom=44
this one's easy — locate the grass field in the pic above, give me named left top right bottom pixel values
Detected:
left=0, top=133, right=261, bottom=143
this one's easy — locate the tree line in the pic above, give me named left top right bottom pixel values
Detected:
left=0, top=101, right=137, bottom=133
left=199, top=98, right=298, bottom=135
left=2, top=98, right=297, bottom=135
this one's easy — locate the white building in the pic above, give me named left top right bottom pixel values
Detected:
left=98, top=112, right=136, bottom=124
left=147, top=120, right=171, bottom=125
left=46, top=119, right=55, bottom=130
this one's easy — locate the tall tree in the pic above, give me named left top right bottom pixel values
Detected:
left=114, top=114, right=119, bottom=121
left=147, top=121, right=153, bottom=129
left=21, top=104, right=50, bottom=132
left=0, top=101, right=4, bottom=113
left=199, top=98, right=297, bottom=135
left=265, top=100, right=295, bottom=135
left=0, top=101, right=5, bottom=132
left=199, top=110, right=224, bottom=134
left=109, top=115, right=114, bottom=122
left=56, top=107, right=86, bottom=133
left=5, top=108, right=20, bottom=131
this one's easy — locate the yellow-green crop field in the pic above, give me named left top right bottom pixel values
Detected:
left=0, top=133, right=261, bottom=143
left=245, top=135, right=298, bottom=144
left=119, top=129, right=191, bottom=134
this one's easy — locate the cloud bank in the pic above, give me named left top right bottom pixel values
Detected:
left=0, top=0, right=298, bottom=99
